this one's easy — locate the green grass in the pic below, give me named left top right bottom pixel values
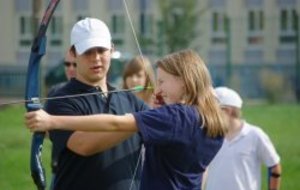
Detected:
left=0, top=104, right=299, bottom=189
left=0, top=105, right=52, bottom=190
left=243, top=104, right=300, bottom=189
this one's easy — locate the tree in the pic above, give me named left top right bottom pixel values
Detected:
left=158, top=0, right=199, bottom=53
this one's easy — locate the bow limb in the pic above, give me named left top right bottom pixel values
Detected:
left=25, top=0, right=60, bottom=189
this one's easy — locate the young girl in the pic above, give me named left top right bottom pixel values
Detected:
left=122, top=55, right=155, bottom=105
left=26, top=49, right=227, bottom=190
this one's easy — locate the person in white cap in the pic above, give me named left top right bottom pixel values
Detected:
left=44, top=17, right=149, bottom=190
left=204, top=86, right=282, bottom=190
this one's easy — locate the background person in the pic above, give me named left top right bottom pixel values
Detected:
left=204, top=86, right=281, bottom=190
left=26, top=49, right=227, bottom=190
left=47, top=50, right=77, bottom=97
left=43, top=17, right=149, bottom=190
left=122, top=55, right=155, bottom=106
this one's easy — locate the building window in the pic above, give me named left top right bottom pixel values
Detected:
left=108, top=0, right=125, bottom=46
left=110, top=14, right=125, bottom=46
left=247, top=10, right=264, bottom=32
left=279, top=8, right=297, bottom=44
left=20, top=16, right=31, bottom=35
left=140, top=13, right=153, bottom=36
left=247, top=9, right=264, bottom=45
left=211, top=11, right=227, bottom=45
left=112, top=14, right=125, bottom=35
left=139, top=0, right=153, bottom=36
left=280, top=9, right=296, bottom=32
left=212, top=12, right=227, bottom=32
left=19, top=15, right=32, bottom=47
left=49, top=16, right=63, bottom=46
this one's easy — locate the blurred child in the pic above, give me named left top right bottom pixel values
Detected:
left=123, top=55, right=155, bottom=106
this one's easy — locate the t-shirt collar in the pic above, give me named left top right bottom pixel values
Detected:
left=69, top=78, right=116, bottom=93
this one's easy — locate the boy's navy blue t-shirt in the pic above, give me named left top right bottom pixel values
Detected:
left=133, top=104, right=224, bottom=190
left=46, top=79, right=148, bottom=190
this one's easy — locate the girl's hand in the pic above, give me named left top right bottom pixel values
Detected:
left=152, top=92, right=165, bottom=108
left=25, top=109, right=53, bottom=132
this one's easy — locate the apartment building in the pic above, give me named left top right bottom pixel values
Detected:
left=0, top=0, right=299, bottom=66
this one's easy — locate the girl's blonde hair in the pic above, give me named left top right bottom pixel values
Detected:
left=156, top=49, right=227, bottom=137
left=123, top=55, right=155, bottom=99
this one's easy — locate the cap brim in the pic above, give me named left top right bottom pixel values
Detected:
left=75, top=38, right=111, bottom=55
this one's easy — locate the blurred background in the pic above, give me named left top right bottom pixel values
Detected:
left=0, top=0, right=299, bottom=103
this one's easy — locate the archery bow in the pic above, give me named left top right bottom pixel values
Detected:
left=25, top=0, right=60, bottom=189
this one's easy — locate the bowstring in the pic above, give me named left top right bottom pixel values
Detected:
left=0, top=86, right=153, bottom=107
left=122, top=0, right=146, bottom=189
left=122, top=0, right=147, bottom=68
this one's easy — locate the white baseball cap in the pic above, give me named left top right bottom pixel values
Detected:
left=214, top=86, right=243, bottom=108
left=70, top=17, right=112, bottom=55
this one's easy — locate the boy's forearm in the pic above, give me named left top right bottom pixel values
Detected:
left=268, top=164, right=281, bottom=190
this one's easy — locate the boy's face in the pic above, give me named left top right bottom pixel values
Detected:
left=75, top=47, right=112, bottom=85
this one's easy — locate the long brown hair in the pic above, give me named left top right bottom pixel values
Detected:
left=123, top=55, right=155, bottom=102
left=156, top=49, right=227, bottom=137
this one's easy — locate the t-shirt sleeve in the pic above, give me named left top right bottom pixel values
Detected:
left=256, top=128, right=280, bottom=167
left=133, top=104, right=198, bottom=145
left=45, top=99, right=79, bottom=149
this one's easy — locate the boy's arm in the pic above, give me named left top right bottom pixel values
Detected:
left=268, top=164, right=281, bottom=190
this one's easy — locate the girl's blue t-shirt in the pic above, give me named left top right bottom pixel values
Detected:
left=133, top=104, right=224, bottom=190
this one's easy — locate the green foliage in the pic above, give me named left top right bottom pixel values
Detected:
left=158, top=0, right=199, bottom=52
left=0, top=104, right=299, bottom=189
left=260, top=70, right=286, bottom=103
